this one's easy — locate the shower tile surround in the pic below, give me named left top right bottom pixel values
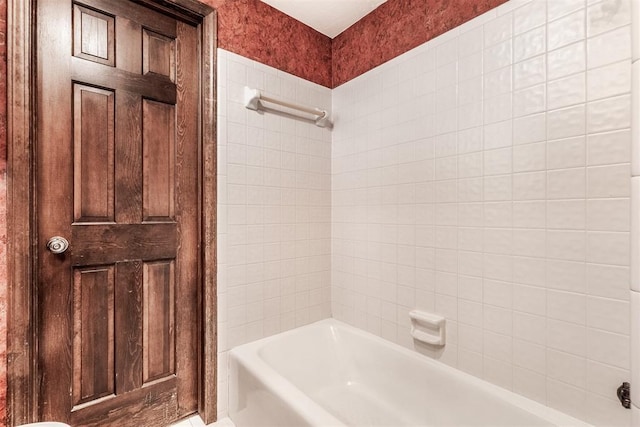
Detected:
left=216, top=49, right=333, bottom=417
left=217, top=1, right=633, bottom=424
left=630, top=0, right=640, bottom=423
left=330, top=0, right=632, bottom=425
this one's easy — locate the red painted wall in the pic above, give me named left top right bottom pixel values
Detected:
left=204, top=0, right=333, bottom=88
left=204, top=0, right=508, bottom=88
left=332, top=0, right=508, bottom=87
left=0, top=0, right=7, bottom=422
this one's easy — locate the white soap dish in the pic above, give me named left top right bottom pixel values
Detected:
left=409, top=310, right=446, bottom=346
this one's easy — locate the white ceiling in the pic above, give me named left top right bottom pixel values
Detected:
left=260, top=0, right=388, bottom=39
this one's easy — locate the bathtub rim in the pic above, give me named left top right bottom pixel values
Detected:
left=229, top=330, right=346, bottom=427
left=229, top=318, right=593, bottom=427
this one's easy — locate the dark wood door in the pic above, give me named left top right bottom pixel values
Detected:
left=36, top=0, right=200, bottom=425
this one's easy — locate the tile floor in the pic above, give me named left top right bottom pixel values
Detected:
left=170, top=415, right=235, bottom=427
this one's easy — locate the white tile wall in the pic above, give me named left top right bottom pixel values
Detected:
left=216, top=49, right=332, bottom=419
left=631, top=0, right=640, bottom=419
left=634, top=0, right=640, bottom=61
left=215, top=1, right=636, bottom=425
left=331, top=1, right=632, bottom=425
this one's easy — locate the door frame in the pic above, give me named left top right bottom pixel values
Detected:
left=6, top=0, right=218, bottom=425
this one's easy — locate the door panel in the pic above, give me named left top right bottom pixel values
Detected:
left=73, top=266, right=116, bottom=405
left=73, top=84, right=115, bottom=222
left=73, top=4, right=114, bottom=66
left=143, top=29, right=176, bottom=81
left=143, top=260, right=176, bottom=383
left=142, top=99, right=176, bottom=221
left=37, top=0, right=200, bottom=425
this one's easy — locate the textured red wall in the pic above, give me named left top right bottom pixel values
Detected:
left=204, top=0, right=333, bottom=88
left=0, top=0, right=7, bottom=422
left=205, top=0, right=508, bottom=89
left=332, top=0, right=508, bottom=87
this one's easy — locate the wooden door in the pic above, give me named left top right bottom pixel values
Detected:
left=36, top=0, right=200, bottom=425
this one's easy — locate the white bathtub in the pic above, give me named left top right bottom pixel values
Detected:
left=229, top=319, right=590, bottom=427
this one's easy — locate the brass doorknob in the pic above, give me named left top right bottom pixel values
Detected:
left=47, top=236, right=69, bottom=254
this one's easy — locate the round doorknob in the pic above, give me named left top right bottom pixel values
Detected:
left=47, top=236, right=69, bottom=254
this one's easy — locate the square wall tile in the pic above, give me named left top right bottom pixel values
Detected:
left=587, top=0, right=630, bottom=38
left=548, top=10, right=585, bottom=51
left=329, top=3, right=632, bottom=426
left=632, top=177, right=640, bottom=291
left=633, top=61, right=640, bottom=176
left=548, top=41, right=586, bottom=80
left=634, top=0, right=640, bottom=61
left=587, top=26, right=631, bottom=69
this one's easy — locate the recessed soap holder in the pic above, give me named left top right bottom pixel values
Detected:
left=409, top=310, right=446, bottom=346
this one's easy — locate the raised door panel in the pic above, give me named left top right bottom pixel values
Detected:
left=72, top=267, right=115, bottom=407
left=143, top=29, right=175, bottom=81
left=73, top=84, right=115, bottom=222
left=142, top=99, right=175, bottom=221
left=73, top=3, right=115, bottom=66
left=143, top=261, right=175, bottom=383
